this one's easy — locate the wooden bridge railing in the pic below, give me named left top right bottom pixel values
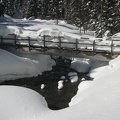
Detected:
left=0, top=34, right=120, bottom=56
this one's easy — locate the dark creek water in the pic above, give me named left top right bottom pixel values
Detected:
left=0, top=57, right=92, bottom=110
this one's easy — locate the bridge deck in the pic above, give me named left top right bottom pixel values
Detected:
left=0, top=35, right=120, bottom=58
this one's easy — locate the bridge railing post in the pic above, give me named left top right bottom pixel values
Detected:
left=76, top=39, right=78, bottom=54
left=93, top=40, right=95, bottom=54
left=43, top=35, right=46, bottom=52
left=14, top=35, right=17, bottom=49
left=111, top=40, right=113, bottom=56
left=1, top=36, right=3, bottom=45
left=58, top=36, right=61, bottom=51
left=28, top=37, right=31, bottom=51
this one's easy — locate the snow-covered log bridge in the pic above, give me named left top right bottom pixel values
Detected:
left=0, top=35, right=120, bottom=58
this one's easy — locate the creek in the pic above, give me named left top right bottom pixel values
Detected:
left=0, top=57, right=92, bottom=110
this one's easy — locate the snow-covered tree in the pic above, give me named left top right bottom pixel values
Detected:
left=27, top=0, right=37, bottom=18
left=0, top=0, right=6, bottom=16
left=94, top=0, right=120, bottom=37
left=5, top=0, right=14, bottom=16
left=1, top=0, right=120, bottom=37
left=36, top=0, right=43, bottom=18
left=12, top=0, right=23, bottom=18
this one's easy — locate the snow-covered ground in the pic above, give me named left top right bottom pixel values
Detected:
left=0, top=49, right=55, bottom=81
left=1, top=15, right=120, bottom=53
left=0, top=56, right=120, bottom=120
left=0, top=15, right=120, bottom=120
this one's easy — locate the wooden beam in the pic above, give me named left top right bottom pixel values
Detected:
left=111, top=40, right=113, bottom=56
left=43, top=35, right=46, bottom=52
left=93, top=40, right=95, bottom=54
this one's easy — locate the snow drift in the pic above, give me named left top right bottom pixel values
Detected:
left=0, top=49, right=55, bottom=81
left=0, top=86, right=49, bottom=120
left=1, top=56, right=120, bottom=120
left=0, top=15, right=120, bottom=120
left=0, top=25, right=20, bottom=36
left=70, top=58, right=90, bottom=73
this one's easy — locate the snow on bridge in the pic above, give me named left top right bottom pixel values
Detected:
left=0, top=34, right=120, bottom=58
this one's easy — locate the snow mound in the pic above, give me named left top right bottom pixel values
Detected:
left=60, top=76, right=65, bottom=79
left=58, top=80, right=64, bottom=90
left=70, top=75, right=78, bottom=83
left=41, top=84, right=45, bottom=89
left=70, top=58, right=90, bottom=73
left=37, top=28, right=63, bottom=37
left=0, top=49, right=55, bottom=81
left=68, top=72, right=77, bottom=76
left=68, top=72, right=78, bottom=83
left=0, top=49, right=38, bottom=81
left=0, top=86, right=48, bottom=120
left=0, top=25, right=20, bottom=36
left=67, top=56, right=120, bottom=120
left=109, top=55, right=120, bottom=68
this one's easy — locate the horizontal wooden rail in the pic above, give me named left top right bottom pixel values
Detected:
left=0, top=35, right=120, bottom=56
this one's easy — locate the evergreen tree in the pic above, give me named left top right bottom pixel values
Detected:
left=27, top=0, right=37, bottom=18
left=5, top=0, right=14, bottom=16
left=0, top=0, right=6, bottom=16
left=36, top=0, right=42, bottom=18
left=1, top=0, right=120, bottom=37
left=12, top=0, right=23, bottom=18
left=22, top=0, right=29, bottom=18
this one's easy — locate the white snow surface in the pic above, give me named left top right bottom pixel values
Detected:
left=1, top=56, right=120, bottom=120
left=68, top=72, right=77, bottom=76
left=56, top=56, right=120, bottom=120
left=0, top=86, right=49, bottom=120
left=37, top=28, right=63, bottom=37
left=1, top=15, right=120, bottom=53
left=58, top=80, right=64, bottom=90
left=0, top=49, right=55, bottom=81
left=41, top=84, right=45, bottom=90
left=68, top=72, right=78, bottom=83
left=70, top=75, right=78, bottom=83
left=0, top=15, right=120, bottom=120
left=0, top=25, right=21, bottom=36
left=60, top=76, right=65, bottom=79
left=70, top=58, right=90, bottom=73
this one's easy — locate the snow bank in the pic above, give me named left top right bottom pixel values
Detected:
left=70, top=58, right=90, bottom=73
left=109, top=55, right=120, bottom=68
left=60, top=76, right=65, bottom=79
left=37, top=28, right=63, bottom=37
left=69, top=81, right=93, bottom=106
left=33, top=54, right=56, bottom=74
left=68, top=72, right=78, bottom=83
left=0, top=49, right=38, bottom=81
left=88, top=59, right=108, bottom=79
left=0, top=86, right=49, bottom=120
left=0, top=25, right=20, bottom=36
left=1, top=16, right=120, bottom=120
left=68, top=72, right=77, bottom=76
left=2, top=55, right=120, bottom=120
left=70, top=75, right=78, bottom=83
left=0, top=49, right=55, bottom=81
left=44, top=55, right=120, bottom=120
left=58, top=80, right=64, bottom=90
left=41, top=84, right=45, bottom=89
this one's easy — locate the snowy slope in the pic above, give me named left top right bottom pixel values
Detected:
left=0, top=49, right=55, bottom=81
left=1, top=15, right=120, bottom=53
left=0, top=15, right=120, bottom=120
left=0, top=56, right=120, bottom=120
left=0, top=86, right=49, bottom=120
left=0, top=15, right=95, bottom=40
left=45, top=56, right=120, bottom=120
